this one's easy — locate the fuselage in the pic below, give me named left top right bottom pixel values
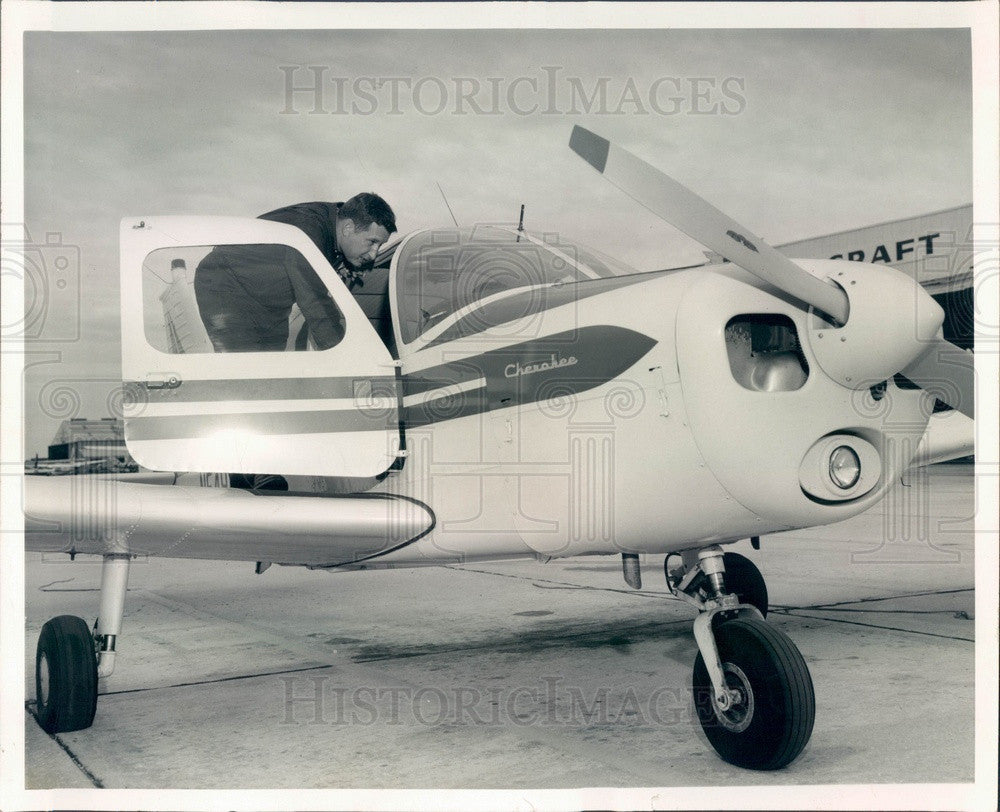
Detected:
left=25, top=222, right=936, bottom=570
left=289, top=227, right=934, bottom=568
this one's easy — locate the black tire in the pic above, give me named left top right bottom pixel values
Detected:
left=35, top=615, right=98, bottom=734
left=693, top=617, right=814, bottom=770
left=723, top=552, right=769, bottom=618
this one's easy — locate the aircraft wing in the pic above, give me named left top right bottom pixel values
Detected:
left=908, top=410, right=975, bottom=469
left=23, top=476, right=434, bottom=568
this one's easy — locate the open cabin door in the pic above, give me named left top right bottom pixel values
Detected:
left=120, top=216, right=400, bottom=477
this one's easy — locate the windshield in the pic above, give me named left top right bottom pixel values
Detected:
left=568, top=242, right=642, bottom=278
left=394, top=226, right=636, bottom=344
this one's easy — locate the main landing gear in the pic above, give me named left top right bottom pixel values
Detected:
left=34, top=554, right=130, bottom=733
left=665, top=546, right=814, bottom=770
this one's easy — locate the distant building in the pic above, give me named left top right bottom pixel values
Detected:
left=703, top=205, right=975, bottom=350
left=30, top=417, right=137, bottom=474
left=776, top=204, right=973, bottom=292
left=777, top=204, right=974, bottom=351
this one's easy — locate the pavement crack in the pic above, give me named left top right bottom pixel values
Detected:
left=139, top=588, right=344, bottom=663
left=788, top=587, right=973, bottom=610
left=98, top=663, right=335, bottom=696
left=38, top=578, right=80, bottom=591
left=773, top=606, right=973, bottom=616
left=23, top=703, right=105, bottom=789
left=771, top=608, right=974, bottom=642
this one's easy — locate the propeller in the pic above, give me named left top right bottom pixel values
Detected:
left=569, top=125, right=850, bottom=326
left=900, top=337, right=975, bottom=419
left=568, top=125, right=974, bottom=419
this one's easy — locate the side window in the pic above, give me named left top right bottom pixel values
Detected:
left=142, top=244, right=345, bottom=354
left=394, top=228, right=601, bottom=346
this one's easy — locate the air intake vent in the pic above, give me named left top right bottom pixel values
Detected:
left=725, top=314, right=809, bottom=392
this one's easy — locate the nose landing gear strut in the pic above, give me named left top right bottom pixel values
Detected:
left=667, top=545, right=815, bottom=770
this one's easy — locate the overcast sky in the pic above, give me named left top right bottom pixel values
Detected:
left=20, top=27, right=972, bottom=456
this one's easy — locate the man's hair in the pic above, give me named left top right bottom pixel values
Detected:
left=341, top=192, right=397, bottom=235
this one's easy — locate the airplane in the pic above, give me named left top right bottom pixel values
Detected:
left=22, top=125, right=976, bottom=772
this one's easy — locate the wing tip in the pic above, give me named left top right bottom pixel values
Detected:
left=569, top=125, right=610, bottom=173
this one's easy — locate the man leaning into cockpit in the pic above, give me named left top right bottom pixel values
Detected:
left=194, top=192, right=396, bottom=353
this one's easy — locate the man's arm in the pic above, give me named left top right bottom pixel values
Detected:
left=282, top=248, right=345, bottom=350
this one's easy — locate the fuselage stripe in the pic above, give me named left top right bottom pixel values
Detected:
left=123, top=327, right=658, bottom=438
left=127, top=408, right=398, bottom=441
left=125, top=376, right=398, bottom=404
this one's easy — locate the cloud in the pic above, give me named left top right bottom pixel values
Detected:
left=18, top=28, right=972, bottom=455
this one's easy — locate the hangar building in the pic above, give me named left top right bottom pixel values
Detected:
left=44, top=417, right=135, bottom=473
left=777, top=204, right=975, bottom=349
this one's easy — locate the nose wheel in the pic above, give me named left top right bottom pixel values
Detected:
left=668, top=545, right=814, bottom=769
left=693, top=616, right=814, bottom=770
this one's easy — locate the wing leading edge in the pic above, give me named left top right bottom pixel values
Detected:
left=24, top=477, right=433, bottom=567
left=908, top=410, right=975, bottom=469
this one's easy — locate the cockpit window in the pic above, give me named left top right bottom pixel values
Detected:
left=394, top=227, right=630, bottom=344
left=142, top=244, right=346, bottom=354
left=569, top=243, right=640, bottom=279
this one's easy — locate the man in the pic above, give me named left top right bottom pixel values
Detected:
left=194, top=193, right=396, bottom=352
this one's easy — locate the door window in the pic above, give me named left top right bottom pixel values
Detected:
left=142, top=244, right=345, bottom=354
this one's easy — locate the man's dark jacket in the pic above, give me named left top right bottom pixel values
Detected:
left=194, top=202, right=346, bottom=352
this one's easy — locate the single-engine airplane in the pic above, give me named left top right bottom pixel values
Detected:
left=23, top=126, right=976, bottom=771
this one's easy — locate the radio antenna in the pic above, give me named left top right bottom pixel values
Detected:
left=516, top=203, right=525, bottom=241
left=436, top=182, right=459, bottom=227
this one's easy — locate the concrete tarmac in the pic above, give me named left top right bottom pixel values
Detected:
left=22, top=464, right=976, bottom=790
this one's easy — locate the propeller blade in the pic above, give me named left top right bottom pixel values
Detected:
left=901, top=337, right=975, bottom=419
left=569, top=125, right=850, bottom=325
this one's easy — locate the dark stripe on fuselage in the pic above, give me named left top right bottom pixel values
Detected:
left=126, top=326, right=656, bottom=439
left=124, top=376, right=398, bottom=405
left=403, top=325, right=657, bottom=428
left=405, top=388, right=489, bottom=429
left=402, top=360, right=485, bottom=398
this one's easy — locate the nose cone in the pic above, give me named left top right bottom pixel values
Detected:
left=673, top=265, right=934, bottom=530
left=799, top=258, right=945, bottom=390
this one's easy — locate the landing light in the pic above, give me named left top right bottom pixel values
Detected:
left=799, top=434, right=880, bottom=502
left=829, top=446, right=861, bottom=489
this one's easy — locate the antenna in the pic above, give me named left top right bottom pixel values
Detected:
left=517, top=204, right=525, bottom=232
left=436, top=182, right=459, bottom=227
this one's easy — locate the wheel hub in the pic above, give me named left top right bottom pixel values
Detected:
left=38, top=651, right=50, bottom=706
left=713, top=662, right=753, bottom=732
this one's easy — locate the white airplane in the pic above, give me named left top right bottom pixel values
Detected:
left=23, top=126, right=976, bottom=771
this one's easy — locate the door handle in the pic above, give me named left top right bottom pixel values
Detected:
left=145, top=374, right=181, bottom=390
